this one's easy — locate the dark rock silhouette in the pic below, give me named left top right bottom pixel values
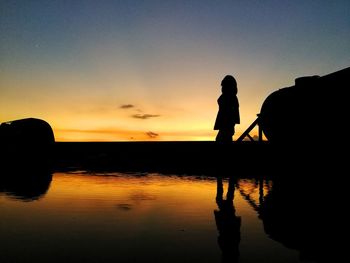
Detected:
left=0, top=118, right=55, bottom=172
left=0, top=118, right=55, bottom=145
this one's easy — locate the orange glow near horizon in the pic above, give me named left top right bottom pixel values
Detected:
left=0, top=70, right=262, bottom=141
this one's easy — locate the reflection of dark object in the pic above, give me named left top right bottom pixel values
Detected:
left=238, top=178, right=341, bottom=262
left=259, top=67, right=349, bottom=144
left=0, top=118, right=55, bottom=172
left=0, top=173, right=52, bottom=201
left=258, top=179, right=337, bottom=262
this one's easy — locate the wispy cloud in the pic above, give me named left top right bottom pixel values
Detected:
left=117, top=203, right=132, bottom=211
left=132, top=114, right=160, bottom=119
left=146, top=131, right=159, bottom=139
left=120, top=104, right=134, bottom=109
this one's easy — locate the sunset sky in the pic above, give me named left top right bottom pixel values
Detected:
left=1, top=0, right=349, bottom=141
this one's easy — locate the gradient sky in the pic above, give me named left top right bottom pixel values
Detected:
left=1, top=0, right=349, bottom=141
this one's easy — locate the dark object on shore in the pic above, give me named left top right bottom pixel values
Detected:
left=53, top=141, right=270, bottom=175
left=0, top=118, right=55, bottom=173
left=259, top=67, right=349, bottom=144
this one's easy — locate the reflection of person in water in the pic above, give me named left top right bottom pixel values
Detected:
left=214, top=177, right=241, bottom=263
left=214, top=75, right=240, bottom=142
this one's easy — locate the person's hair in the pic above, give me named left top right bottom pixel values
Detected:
left=221, top=75, right=237, bottom=94
left=221, top=75, right=237, bottom=88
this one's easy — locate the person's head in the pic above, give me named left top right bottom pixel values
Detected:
left=221, top=75, right=237, bottom=94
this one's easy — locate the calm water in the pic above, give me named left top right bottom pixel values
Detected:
left=0, top=172, right=315, bottom=263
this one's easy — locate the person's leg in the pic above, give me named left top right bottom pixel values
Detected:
left=216, top=127, right=235, bottom=142
left=223, top=129, right=233, bottom=142
left=216, top=130, right=224, bottom=142
left=227, top=177, right=236, bottom=201
left=230, top=126, right=235, bottom=142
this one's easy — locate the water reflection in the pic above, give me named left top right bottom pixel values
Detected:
left=258, top=178, right=333, bottom=263
left=1, top=172, right=331, bottom=262
left=0, top=173, right=52, bottom=201
left=214, top=177, right=241, bottom=263
left=238, top=177, right=338, bottom=263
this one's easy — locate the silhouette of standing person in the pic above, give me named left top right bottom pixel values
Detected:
left=214, top=177, right=241, bottom=263
left=214, top=75, right=240, bottom=142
